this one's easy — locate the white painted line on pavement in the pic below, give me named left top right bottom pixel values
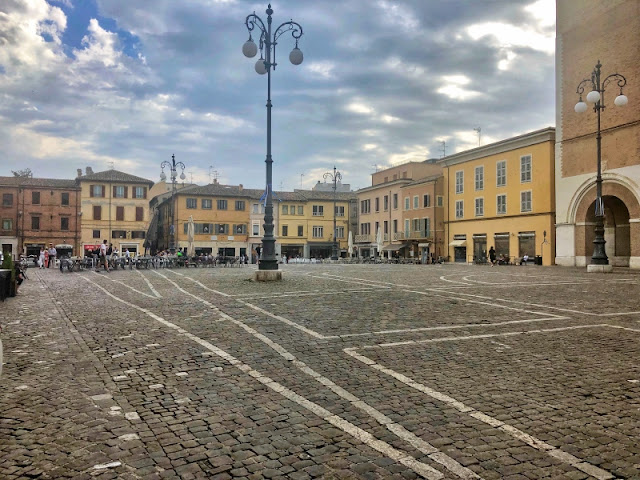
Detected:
left=135, top=270, right=162, bottom=298
left=238, top=300, right=334, bottom=339
left=79, top=275, right=449, bottom=480
left=91, top=270, right=157, bottom=299
left=162, top=269, right=230, bottom=296
left=345, top=324, right=621, bottom=480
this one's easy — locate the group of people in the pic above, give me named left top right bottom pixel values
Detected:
left=488, top=247, right=529, bottom=266
left=37, top=244, right=57, bottom=269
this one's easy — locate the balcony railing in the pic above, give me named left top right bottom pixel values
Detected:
left=355, top=234, right=372, bottom=243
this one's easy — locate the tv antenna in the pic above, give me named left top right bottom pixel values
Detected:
left=440, top=141, right=446, bottom=158
left=208, top=166, right=219, bottom=183
left=372, top=164, right=379, bottom=172
left=299, top=173, right=304, bottom=188
left=473, top=127, right=481, bottom=146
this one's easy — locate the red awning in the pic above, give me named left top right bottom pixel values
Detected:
left=84, top=245, right=100, bottom=250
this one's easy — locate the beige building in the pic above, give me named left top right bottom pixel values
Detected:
left=356, top=161, right=441, bottom=258
left=77, top=169, right=154, bottom=255
left=556, top=0, right=640, bottom=268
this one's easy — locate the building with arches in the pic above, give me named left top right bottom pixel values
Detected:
left=555, top=0, right=640, bottom=268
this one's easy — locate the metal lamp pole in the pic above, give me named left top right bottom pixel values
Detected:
left=574, top=60, right=628, bottom=265
left=324, top=166, right=342, bottom=260
left=160, top=154, right=186, bottom=253
left=243, top=4, right=304, bottom=271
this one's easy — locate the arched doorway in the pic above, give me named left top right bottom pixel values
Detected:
left=573, top=181, right=640, bottom=268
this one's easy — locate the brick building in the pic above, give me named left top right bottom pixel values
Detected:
left=0, top=176, right=81, bottom=260
left=555, top=0, right=640, bottom=268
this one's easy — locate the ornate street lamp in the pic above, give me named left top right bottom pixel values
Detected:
left=243, top=4, right=304, bottom=272
left=574, top=60, right=628, bottom=267
left=324, top=166, right=342, bottom=260
left=160, top=154, right=186, bottom=253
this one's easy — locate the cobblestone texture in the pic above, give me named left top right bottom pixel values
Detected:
left=1, top=263, right=639, bottom=479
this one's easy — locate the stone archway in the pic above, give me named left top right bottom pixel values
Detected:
left=574, top=182, right=640, bottom=267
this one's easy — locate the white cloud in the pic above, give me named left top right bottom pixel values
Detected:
left=436, top=75, right=481, bottom=101
left=307, top=61, right=336, bottom=80
left=465, top=22, right=555, bottom=55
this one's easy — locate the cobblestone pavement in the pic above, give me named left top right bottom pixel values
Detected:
left=1, top=264, right=640, bottom=479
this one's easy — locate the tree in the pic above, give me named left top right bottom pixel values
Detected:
left=12, top=168, right=33, bottom=178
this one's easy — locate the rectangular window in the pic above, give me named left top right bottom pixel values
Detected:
left=114, top=186, right=125, bottom=198
left=2, top=194, right=13, bottom=206
left=313, top=205, right=324, bottom=216
left=520, top=155, right=532, bottom=183
left=252, top=223, right=260, bottom=235
left=2, top=219, right=13, bottom=230
left=384, top=220, right=388, bottom=234
left=92, top=229, right=100, bottom=239
left=475, top=198, right=484, bottom=217
left=233, top=224, right=246, bottom=234
left=297, top=206, right=304, bottom=215
left=131, top=231, right=146, bottom=239
left=360, top=200, right=370, bottom=214
left=375, top=197, right=380, bottom=212
left=312, top=226, right=323, bottom=238
left=235, top=200, right=245, bottom=211
left=404, top=219, right=410, bottom=238
left=497, top=194, right=507, bottom=215
left=252, top=203, right=259, bottom=213
left=455, top=171, right=464, bottom=194
left=423, top=194, right=431, bottom=208
left=413, top=196, right=419, bottom=209
left=32, top=191, right=40, bottom=205
left=136, top=207, right=143, bottom=222
left=393, top=194, right=398, bottom=209
left=112, top=230, right=127, bottom=239
left=298, top=225, right=303, bottom=236
left=383, top=195, right=389, bottom=211
left=393, top=219, right=397, bottom=233
left=93, top=205, right=102, bottom=220
left=521, top=191, right=532, bottom=212
left=116, top=206, right=124, bottom=221
left=31, top=216, right=40, bottom=230
left=437, top=196, right=443, bottom=207
left=282, top=225, right=288, bottom=236
left=497, top=160, right=506, bottom=187
left=91, top=185, right=104, bottom=197
left=424, top=218, right=431, bottom=237
left=61, top=192, right=70, bottom=206
left=335, top=206, right=345, bottom=217
left=217, top=199, right=228, bottom=210
left=404, top=197, right=410, bottom=210
left=133, top=186, right=145, bottom=199
left=336, top=226, right=344, bottom=238
left=282, top=205, right=289, bottom=215
left=412, top=218, right=420, bottom=233
left=215, top=223, right=229, bottom=234
left=455, top=200, right=464, bottom=219
left=61, top=217, right=69, bottom=231
left=475, top=166, right=484, bottom=191
left=202, top=199, right=212, bottom=209
left=186, top=198, right=197, bottom=209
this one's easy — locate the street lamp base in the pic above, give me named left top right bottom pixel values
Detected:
left=254, top=270, right=283, bottom=282
left=586, top=264, right=614, bottom=273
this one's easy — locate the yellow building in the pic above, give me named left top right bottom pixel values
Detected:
left=77, top=168, right=154, bottom=255
left=156, top=182, right=253, bottom=257
left=443, top=128, right=556, bottom=265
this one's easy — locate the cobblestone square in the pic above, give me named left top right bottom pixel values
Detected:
left=1, top=264, right=640, bottom=479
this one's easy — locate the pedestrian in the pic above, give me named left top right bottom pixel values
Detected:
left=100, top=240, right=109, bottom=272
left=489, top=246, right=496, bottom=266
left=38, top=247, right=45, bottom=269
left=44, top=248, right=49, bottom=268
left=48, top=243, right=57, bottom=268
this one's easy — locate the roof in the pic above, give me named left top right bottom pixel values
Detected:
left=403, top=173, right=444, bottom=188
left=0, top=176, right=79, bottom=189
left=76, top=169, right=154, bottom=186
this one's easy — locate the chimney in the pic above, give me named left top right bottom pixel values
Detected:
left=86, top=166, right=94, bottom=175
left=213, top=178, right=218, bottom=185
left=238, top=184, right=243, bottom=191
left=77, top=169, right=83, bottom=177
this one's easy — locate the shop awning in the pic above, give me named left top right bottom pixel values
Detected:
left=55, top=244, right=73, bottom=249
left=449, top=240, right=466, bottom=247
left=418, top=243, right=430, bottom=248
left=382, top=243, right=407, bottom=251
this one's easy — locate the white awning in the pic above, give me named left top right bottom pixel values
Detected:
left=382, top=243, right=408, bottom=251
left=55, top=244, right=73, bottom=249
left=418, top=243, right=430, bottom=247
left=449, top=240, right=466, bottom=247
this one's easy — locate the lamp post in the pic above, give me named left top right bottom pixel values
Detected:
left=574, top=60, right=628, bottom=267
left=324, top=166, right=342, bottom=260
left=243, top=4, right=304, bottom=272
left=160, top=154, right=186, bottom=253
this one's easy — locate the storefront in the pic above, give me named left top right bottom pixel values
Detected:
left=472, top=234, right=487, bottom=264
left=281, top=244, right=304, bottom=260
left=308, top=242, right=333, bottom=260
left=55, top=244, right=74, bottom=258
left=449, top=237, right=467, bottom=263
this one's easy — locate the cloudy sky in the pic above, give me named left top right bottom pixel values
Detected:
left=0, top=0, right=555, bottom=191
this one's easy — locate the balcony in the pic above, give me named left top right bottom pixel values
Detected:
left=355, top=234, right=372, bottom=243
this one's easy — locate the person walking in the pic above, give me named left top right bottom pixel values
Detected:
left=100, top=240, right=110, bottom=272
left=489, top=246, right=497, bottom=266
left=38, top=247, right=45, bottom=269
left=48, top=243, right=57, bottom=268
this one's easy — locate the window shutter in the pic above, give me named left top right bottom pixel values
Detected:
left=90, top=185, right=94, bottom=198
left=136, top=207, right=143, bottom=221
left=143, top=187, right=147, bottom=199
left=124, top=186, right=128, bottom=198
left=113, top=186, right=117, bottom=197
